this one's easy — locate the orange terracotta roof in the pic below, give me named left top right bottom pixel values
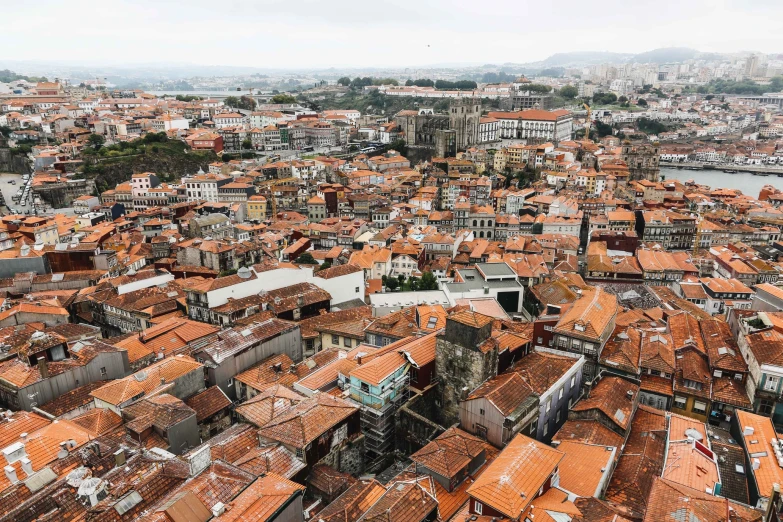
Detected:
left=467, top=433, right=563, bottom=519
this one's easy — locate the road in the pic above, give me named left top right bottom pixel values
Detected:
left=0, top=172, right=78, bottom=216
left=0, top=172, right=24, bottom=212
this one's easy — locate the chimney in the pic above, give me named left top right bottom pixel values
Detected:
left=212, top=502, right=226, bottom=517
left=20, top=433, right=27, bottom=442
left=20, top=457, right=33, bottom=476
left=113, top=449, right=126, bottom=467
left=37, top=357, right=49, bottom=379
left=3, top=466, right=17, bottom=484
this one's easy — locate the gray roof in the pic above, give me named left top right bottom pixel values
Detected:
left=475, top=262, right=516, bottom=277
left=194, top=213, right=229, bottom=226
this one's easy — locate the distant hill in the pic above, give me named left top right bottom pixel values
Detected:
left=630, top=47, right=700, bottom=63
left=524, top=47, right=718, bottom=68
left=540, top=51, right=633, bottom=67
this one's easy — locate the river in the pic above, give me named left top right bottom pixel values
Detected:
left=660, top=167, right=783, bottom=198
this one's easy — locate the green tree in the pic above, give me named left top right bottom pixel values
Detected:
left=237, top=95, right=256, bottom=110
left=224, top=96, right=239, bottom=107
left=526, top=84, right=552, bottom=94
left=592, top=92, right=618, bottom=105
left=337, top=77, right=351, bottom=86
left=637, top=117, right=667, bottom=135
left=87, top=134, right=105, bottom=149
left=636, top=98, right=648, bottom=107
left=319, top=260, right=332, bottom=271
left=271, top=94, right=297, bottom=104
left=559, top=85, right=578, bottom=99
left=385, top=278, right=399, bottom=291
left=418, top=271, right=439, bottom=290
left=296, top=252, right=317, bottom=265
left=592, top=121, right=614, bottom=138
left=242, top=138, right=252, bottom=150
left=408, top=276, right=420, bottom=291
left=397, top=274, right=406, bottom=286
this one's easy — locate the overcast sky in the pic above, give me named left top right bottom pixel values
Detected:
left=4, top=0, right=781, bottom=69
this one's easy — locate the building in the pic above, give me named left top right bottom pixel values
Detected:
left=551, top=288, right=618, bottom=382
left=621, top=141, right=661, bottom=181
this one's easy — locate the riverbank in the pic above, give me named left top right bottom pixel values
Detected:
left=661, top=160, right=783, bottom=176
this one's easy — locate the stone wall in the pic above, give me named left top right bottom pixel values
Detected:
left=0, top=148, right=31, bottom=174
left=317, top=434, right=365, bottom=475
left=436, top=336, right=498, bottom=427
left=396, top=385, right=446, bottom=455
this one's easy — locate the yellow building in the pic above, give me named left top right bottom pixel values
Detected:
left=247, top=195, right=267, bottom=221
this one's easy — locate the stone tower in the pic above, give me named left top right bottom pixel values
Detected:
left=435, top=311, right=497, bottom=427
left=449, top=98, right=481, bottom=151
left=621, top=140, right=661, bottom=181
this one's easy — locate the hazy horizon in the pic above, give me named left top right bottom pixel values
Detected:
left=3, top=0, right=782, bottom=70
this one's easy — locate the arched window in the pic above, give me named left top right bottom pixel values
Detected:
left=473, top=220, right=477, bottom=227
left=479, top=231, right=484, bottom=238
left=480, top=220, right=485, bottom=227
left=487, top=231, right=492, bottom=238
left=487, top=220, right=493, bottom=227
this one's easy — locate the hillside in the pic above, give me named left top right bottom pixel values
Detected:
left=81, top=135, right=217, bottom=193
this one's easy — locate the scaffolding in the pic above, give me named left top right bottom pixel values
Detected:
left=354, top=374, right=410, bottom=456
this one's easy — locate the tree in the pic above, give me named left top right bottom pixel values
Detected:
left=408, top=276, right=420, bottom=291
left=87, top=134, right=105, bottom=149
left=636, top=98, right=648, bottom=107
left=319, top=260, right=332, bottom=271
left=418, top=271, right=439, bottom=290
left=618, top=96, right=628, bottom=104
left=385, top=278, right=399, bottom=292
left=271, top=94, right=297, bottom=104
left=296, top=252, right=317, bottom=265
left=237, top=95, right=256, bottom=110
left=637, top=117, right=667, bottom=135
left=594, top=121, right=614, bottom=138
left=526, top=84, right=552, bottom=94
left=592, top=92, right=618, bottom=105
left=241, top=138, right=252, bottom=150
left=397, top=274, right=406, bottom=286
left=337, top=77, right=351, bottom=86
left=559, top=85, right=578, bottom=99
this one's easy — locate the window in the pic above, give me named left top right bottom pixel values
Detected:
left=693, top=401, right=707, bottom=415
left=558, top=388, right=564, bottom=400
left=479, top=408, right=485, bottom=416
left=343, top=337, right=352, bottom=348
left=556, top=408, right=561, bottom=423
left=570, top=375, right=576, bottom=387
left=683, top=379, right=703, bottom=391
left=474, top=502, right=483, bottom=515
left=100, top=367, right=107, bottom=378
left=546, top=398, right=552, bottom=413
left=674, top=396, right=687, bottom=409
left=543, top=423, right=548, bottom=436
left=765, top=376, right=780, bottom=392
left=355, top=286, right=360, bottom=293
left=332, top=334, right=339, bottom=345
